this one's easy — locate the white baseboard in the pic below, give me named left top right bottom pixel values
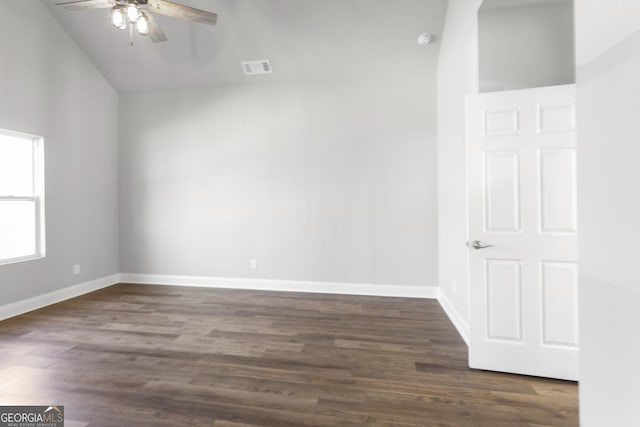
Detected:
left=1, top=273, right=471, bottom=349
left=119, top=273, right=439, bottom=299
left=0, top=273, right=120, bottom=321
left=437, top=289, right=470, bottom=346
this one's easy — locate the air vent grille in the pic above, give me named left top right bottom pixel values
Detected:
left=241, top=60, right=272, bottom=76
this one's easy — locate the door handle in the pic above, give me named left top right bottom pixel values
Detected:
left=467, top=240, right=494, bottom=250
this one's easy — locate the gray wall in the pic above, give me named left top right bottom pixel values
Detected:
left=576, top=1, right=640, bottom=424
left=119, top=77, right=438, bottom=287
left=437, top=0, right=483, bottom=336
left=479, top=1, right=575, bottom=92
left=0, top=1, right=119, bottom=305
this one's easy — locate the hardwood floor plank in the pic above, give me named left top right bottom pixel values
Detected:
left=0, top=284, right=578, bottom=426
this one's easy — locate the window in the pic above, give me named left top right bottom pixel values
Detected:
left=0, top=129, right=45, bottom=264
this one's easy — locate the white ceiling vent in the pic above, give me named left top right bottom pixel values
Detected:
left=242, top=60, right=272, bottom=76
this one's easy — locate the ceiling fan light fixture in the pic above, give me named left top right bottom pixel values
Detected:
left=110, top=6, right=126, bottom=29
left=126, top=4, right=141, bottom=23
left=137, top=13, right=150, bottom=36
left=56, top=0, right=219, bottom=45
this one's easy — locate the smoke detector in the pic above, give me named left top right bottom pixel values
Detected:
left=242, top=60, right=272, bottom=76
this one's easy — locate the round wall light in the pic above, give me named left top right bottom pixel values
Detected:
left=417, top=33, right=433, bottom=47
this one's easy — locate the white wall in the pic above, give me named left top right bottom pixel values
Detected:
left=0, top=1, right=119, bottom=306
left=479, top=1, right=575, bottom=92
left=576, top=1, right=640, bottom=424
left=119, top=76, right=438, bottom=289
left=436, top=0, right=483, bottom=338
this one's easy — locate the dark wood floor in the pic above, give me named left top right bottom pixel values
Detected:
left=0, top=284, right=578, bottom=426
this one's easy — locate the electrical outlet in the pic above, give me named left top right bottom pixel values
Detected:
left=73, top=264, right=81, bottom=275
left=250, top=259, right=258, bottom=269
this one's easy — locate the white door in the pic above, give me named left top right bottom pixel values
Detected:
left=466, top=85, right=578, bottom=381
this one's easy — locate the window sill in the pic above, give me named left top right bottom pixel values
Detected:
left=0, top=254, right=46, bottom=267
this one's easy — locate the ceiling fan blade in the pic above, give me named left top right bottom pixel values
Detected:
left=147, top=0, right=217, bottom=25
left=144, top=12, right=168, bottom=43
left=54, top=0, right=114, bottom=10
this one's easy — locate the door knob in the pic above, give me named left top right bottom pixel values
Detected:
left=467, top=240, right=494, bottom=250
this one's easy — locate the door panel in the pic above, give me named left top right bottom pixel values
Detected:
left=538, top=104, right=575, bottom=133
left=486, top=259, right=523, bottom=342
left=484, top=109, right=520, bottom=136
left=539, top=149, right=577, bottom=234
left=540, top=261, right=579, bottom=348
left=467, top=85, right=578, bottom=381
left=485, top=151, right=521, bottom=232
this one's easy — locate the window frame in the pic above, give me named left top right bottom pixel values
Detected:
left=0, top=129, right=46, bottom=265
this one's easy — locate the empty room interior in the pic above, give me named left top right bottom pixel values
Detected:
left=0, top=0, right=638, bottom=426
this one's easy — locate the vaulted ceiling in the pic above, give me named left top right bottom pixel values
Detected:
left=44, top=0, right=448, bottom=93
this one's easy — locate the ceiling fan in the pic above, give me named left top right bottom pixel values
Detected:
left=54, top=0, right=218, bottom=44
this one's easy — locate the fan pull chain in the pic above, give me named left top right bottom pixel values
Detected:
left=129, top=24, right=134, bottom=46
